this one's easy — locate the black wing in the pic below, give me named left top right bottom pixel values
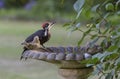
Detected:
left=25, top=30, right=45, bottom=43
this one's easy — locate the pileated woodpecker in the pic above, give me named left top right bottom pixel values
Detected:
left=20, top=22, right=55, bottom=60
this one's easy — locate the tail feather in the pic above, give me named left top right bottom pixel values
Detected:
left=20, top=47, right=27, bottom=60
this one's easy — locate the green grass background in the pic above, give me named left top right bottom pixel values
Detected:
left=0, top=20, right=84, bottom=79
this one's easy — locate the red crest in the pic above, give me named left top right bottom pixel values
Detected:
left=42, top=22, right=49, bottom=28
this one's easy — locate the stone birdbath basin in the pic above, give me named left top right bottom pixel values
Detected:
left=21, top=40, right=106, bottom=79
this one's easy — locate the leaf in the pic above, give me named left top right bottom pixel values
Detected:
left=91, top=4, right=100, bottom=12
left=96, top=64, right=103, bottom=73
left=76, top=8, right=83, bottom=19
left=85, top=10, right=91, bottom=18
left=96, top=23, right=101, bottom=34
left=90, top=58, right=99, bottom=64
left=89, top=37, right=99, bottom=46
left=75, top=22, right=81, bottom=28
left=115, top=57, right=120, bottom=65
left=96, top=23, right=100, bottom=29
left=89, top=64, right=102, bottom=75
left=105, top=70, right=114, bottom=79
left=104, top=13, right=110, bottom=19
left=102, top=28, right=109, bottom=34
left=106, top=3, right=114, bottom=12
left=92, top=53, right=103, bottom=59
left=107, top=45, right=118, bottom=52
left=104, top=62, right=110, bottom=71
left=115, top=0, right=120, bottom=11
left=107, top=53, right=118, bottom=60
left=92, top=69, right=99, bottom=75
left=63, top=23, right=71, bottom=27
left=117, top=11, right=120, bottom=15
left=101, top=39, right=107, bottom=50
left=81, top=58, right=99, bottom=65
left=100, top=52, right=113, bottom=62
left=116, top=63, right=120, bottom=70
left=118, top=27, right=120, bottom=32
left=73, top=0, right=85, bottom=12
left=86, top=64, right=93, bottom=67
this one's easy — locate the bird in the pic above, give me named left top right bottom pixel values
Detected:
left=22, top=36, right=52, bottom=51
left=20, top=21, right=55, bottom=60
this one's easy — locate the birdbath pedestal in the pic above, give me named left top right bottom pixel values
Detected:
left=21, top=46, right=102, bottom=79
left=59, top=67, right=92, bottom=79
left=58, top=60, right=93, bottom=79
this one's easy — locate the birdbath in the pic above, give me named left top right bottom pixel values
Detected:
left=21, top=43, right=105, bottom=79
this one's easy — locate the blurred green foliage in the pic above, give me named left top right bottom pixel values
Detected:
left=0, top=0, right=76, bottom=21
left=4, top=0, right=29, bottom=8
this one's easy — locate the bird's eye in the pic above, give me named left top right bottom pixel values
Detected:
left=45, top=24, right=49, bottom=27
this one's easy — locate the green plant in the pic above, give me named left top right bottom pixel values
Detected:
left=64, top=0, right=120, bottom=79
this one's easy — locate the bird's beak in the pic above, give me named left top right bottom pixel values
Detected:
left=48, top=21, right=56, bottom=30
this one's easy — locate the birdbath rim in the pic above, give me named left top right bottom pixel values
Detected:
left=21, top=46, right=102, bottom=69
